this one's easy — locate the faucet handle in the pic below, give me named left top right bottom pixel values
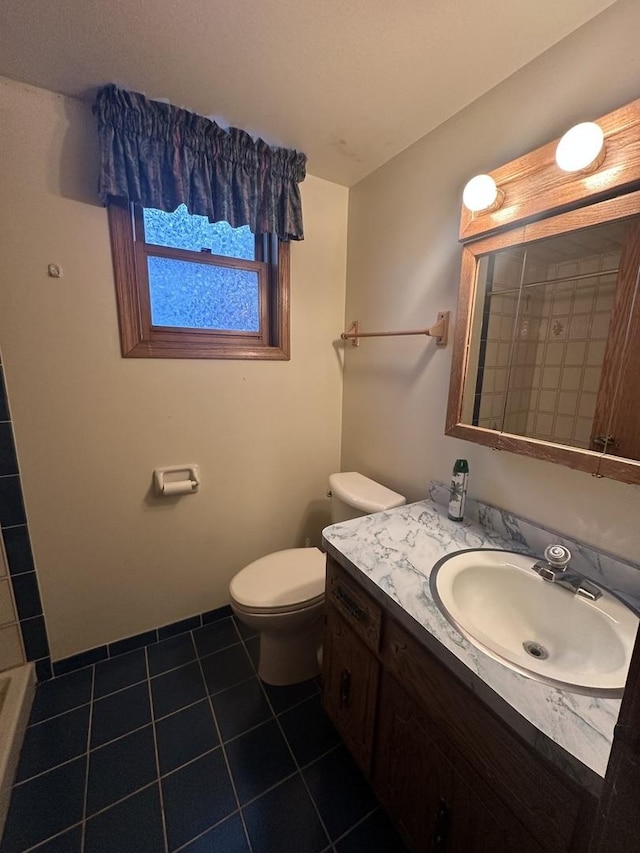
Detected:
left=544, top=544, right=571, bottom=569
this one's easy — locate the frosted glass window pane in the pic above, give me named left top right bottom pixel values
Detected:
left=143, top=205, right=255, bottom=260
left=148, top=257, right=259, bottom=331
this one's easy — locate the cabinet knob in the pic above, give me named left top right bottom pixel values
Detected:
left=392, top=640, right=407, bottom=654
left=429, top=799, right=451, bottom=851
left=339, top=668, right=352, bottom=709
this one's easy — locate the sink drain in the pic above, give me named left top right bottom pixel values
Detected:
left=523, top=640, right=549, bottom=660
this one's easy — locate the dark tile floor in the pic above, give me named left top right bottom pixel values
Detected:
left=1, top=617, right=408, bottom=853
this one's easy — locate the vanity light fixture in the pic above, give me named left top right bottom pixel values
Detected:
left=462, top=174, right=504, bottom=213
left=555, top=121, right=605, bottom=173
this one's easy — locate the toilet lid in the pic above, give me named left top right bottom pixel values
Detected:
left=230, top=548, right=326, bottom=610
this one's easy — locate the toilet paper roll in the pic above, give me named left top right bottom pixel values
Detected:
left=162, top=480, right=196, bottom=496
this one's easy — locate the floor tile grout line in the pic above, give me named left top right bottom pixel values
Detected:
left=40, top=616, right=241, bottom=684
left=148, top=657, right=198, bottom=680
left=13, top=750, right=90, bottom=789
left=28, top=661, right=314, bottom=736
left=298, top=741, right=343, bottom=773
left=18, top=694, right=228, bottom=788
left=16, top=678, right=334, bottom=793
left=57, top=735, right=231, bottom=841
left=153, top=695, right=210, bottom=725
left=171, top=808, right=244, bottom=852
left=28, top=699, right=93, bottom=729
left=13, top=719, right=155, bottom=788
left=29, top=617, right=248, bottom=728
left=87, top=716, right=155, bottom=756
left=255, top=678, right=333, bottom=850
left=145, top=646, right=170, bottom=853
left=22, top=819, right=85, bottom=852
left=169, top=723, right=340, bottom=783
left=237, top=630, right=260, bottom=679
left=269, top=688, right=324, bottom=720
left=193, top=646, right=255, bottom=853
left=195, top=638, right=245, bottom=664
left=237, top=768, right=299, bottom=809
left=206, top=671, right=257, bottom=699
left=82, top=779, right=160, bottom=825
left=80, top=664, right=96, bottom=852
left=330, top=805, right=381, bottom=847
left=16, top=714, right=348, bottom=852
left=19, top=622, right=355, bottom=852
left=160, top=744, right=222, bottom=781
left=219, top=714, right=275, bottom=747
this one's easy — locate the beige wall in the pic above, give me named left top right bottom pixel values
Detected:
left=343, top=0, right=640, bottom=564
left=0, top=78, right=348, bottom=660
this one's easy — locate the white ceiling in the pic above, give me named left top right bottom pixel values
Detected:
left=0, top=0, right=617, bottom=186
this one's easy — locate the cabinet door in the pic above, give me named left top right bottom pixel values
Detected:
left=382, top=617, right=582, bottom=850
left=373, top=672, right=544, bottom=853
left=322, top=604, right=379, bottom=775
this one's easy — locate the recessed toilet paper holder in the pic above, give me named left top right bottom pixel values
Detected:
left=154, top=465, right=200, bottom=496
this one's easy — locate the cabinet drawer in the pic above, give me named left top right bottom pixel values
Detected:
left=326, top=558, right=381, bottom=652
left=382, top=617, right=585, bottom=852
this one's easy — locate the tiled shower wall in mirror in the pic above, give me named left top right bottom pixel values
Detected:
left=475, top=237, right=619, bottom=449
left=0, top=352, right=51, bottom=679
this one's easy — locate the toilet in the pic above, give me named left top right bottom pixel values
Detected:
left=229, top=472, right=406, bottom=686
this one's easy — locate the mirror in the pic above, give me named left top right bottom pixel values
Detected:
left=461, top=216, right=640, bottom=454
left=446, top=98, right=640, bottom=485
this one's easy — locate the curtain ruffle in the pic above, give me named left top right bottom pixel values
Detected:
left=94, top=85, right=306, bottom=240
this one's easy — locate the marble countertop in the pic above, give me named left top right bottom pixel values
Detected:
left=321, top=495, right=636, bottom=793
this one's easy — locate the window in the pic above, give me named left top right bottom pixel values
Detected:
left=108, top=200, right=290, bottom=360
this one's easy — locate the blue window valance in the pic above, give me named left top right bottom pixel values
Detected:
left=94, top=85, right=307, bottom=240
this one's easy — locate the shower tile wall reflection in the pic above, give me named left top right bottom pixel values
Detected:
left=512, top=255, right=617, bottom=447
left=470, top=219, right=626, bottom=450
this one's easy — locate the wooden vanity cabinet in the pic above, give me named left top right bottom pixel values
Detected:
left=322, top=557, right=596, bottom=853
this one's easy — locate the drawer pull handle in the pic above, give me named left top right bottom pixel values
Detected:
left=429, top=799, right=450, bottom=851
left=392, top=641, right=407, bottom=654
left=334, top=585, right=368, bottom=624
left=339, top=668, right=352, bottom=708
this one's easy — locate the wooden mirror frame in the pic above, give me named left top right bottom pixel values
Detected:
left=446, top=97, right=640, bottom=486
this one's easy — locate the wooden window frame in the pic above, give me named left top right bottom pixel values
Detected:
left=107, top=198, right=290, bottom=360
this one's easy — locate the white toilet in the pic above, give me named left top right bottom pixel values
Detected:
left=229, top=472, right=406, bottom=685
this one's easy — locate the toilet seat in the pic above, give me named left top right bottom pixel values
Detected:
left=229, top=547, right=326, bottom=614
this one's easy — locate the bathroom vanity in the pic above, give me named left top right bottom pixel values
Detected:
left=321, top=492, right=640, bottom=852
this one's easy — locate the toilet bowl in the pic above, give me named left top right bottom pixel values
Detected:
left=229, top=548, right=326, bottom=685
left=229, top=473, right=406, bottom=686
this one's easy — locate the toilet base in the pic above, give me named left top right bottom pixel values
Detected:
left=231, top=599, right=325, bottom=687
left=257, top=616, right=323, bottom=686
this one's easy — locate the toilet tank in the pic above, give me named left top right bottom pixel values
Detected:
left=329, top=472, right=406, bottom=523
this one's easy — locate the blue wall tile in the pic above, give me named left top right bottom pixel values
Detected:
left=0, top=365, right=51, bottom=676
left=11, top=571, right=43, bottom=621
left=20, top=615, right=50, bottom=661
left=0, top=422, right=19, bottom=475
left=0, top=476, right=27, bottom=527
left=2, top=524, right=36, bottom=575
left=0, top=371, right=9, bottom=422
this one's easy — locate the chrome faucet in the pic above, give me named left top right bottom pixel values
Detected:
left=532, top=545, right=602, bottom=601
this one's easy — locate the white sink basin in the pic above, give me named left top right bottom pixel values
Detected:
left=430, top=550, right=639, bottom=696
